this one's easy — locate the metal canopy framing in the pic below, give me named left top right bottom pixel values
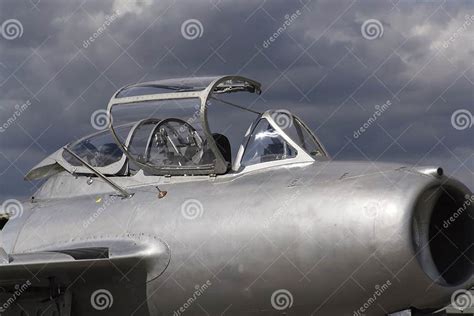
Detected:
left=106, top=75, right=262, bottom=176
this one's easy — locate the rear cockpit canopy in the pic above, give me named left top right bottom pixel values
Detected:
left=26, top=76, right=328, bottom=180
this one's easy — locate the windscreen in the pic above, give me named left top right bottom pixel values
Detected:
left=110, top=98, right=216, bottom=175
left=241, top=118, right=297, bottom=166
left=273, top=113, right=326, bottom=158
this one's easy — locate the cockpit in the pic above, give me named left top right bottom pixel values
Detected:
left=26, top=76, right=329, bottom=181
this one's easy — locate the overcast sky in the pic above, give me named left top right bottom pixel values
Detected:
left=0, top=0, right=472, bottom=201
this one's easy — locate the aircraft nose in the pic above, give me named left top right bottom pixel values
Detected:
left=412, top=183, right=474, bottom=287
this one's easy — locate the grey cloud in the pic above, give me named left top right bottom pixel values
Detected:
left=0, top=0, right=472, bottom=200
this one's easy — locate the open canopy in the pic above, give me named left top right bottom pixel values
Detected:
left=106, top=76, right=263, bottom=176
left=26, top=76, right=328, bottom=180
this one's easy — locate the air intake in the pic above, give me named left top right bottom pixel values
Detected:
left=412, top=184, right=474, bottom=286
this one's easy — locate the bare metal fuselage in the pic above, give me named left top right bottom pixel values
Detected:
left=2, top=160, right=473, bottom=315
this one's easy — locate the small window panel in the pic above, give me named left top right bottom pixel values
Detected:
left=241, top=119, right=297, bottom=167
left=277, top=115, right=325, bottom=158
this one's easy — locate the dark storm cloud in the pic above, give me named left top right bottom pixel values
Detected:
left=0, top=0, right=472, bottom=199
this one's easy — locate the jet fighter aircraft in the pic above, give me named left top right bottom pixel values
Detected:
left=0, top=76, right=472, bottom=315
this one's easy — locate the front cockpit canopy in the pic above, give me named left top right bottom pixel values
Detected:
left=106, top=76, right=265, bottom=176
left=109, top=98, right=215, bottom=175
